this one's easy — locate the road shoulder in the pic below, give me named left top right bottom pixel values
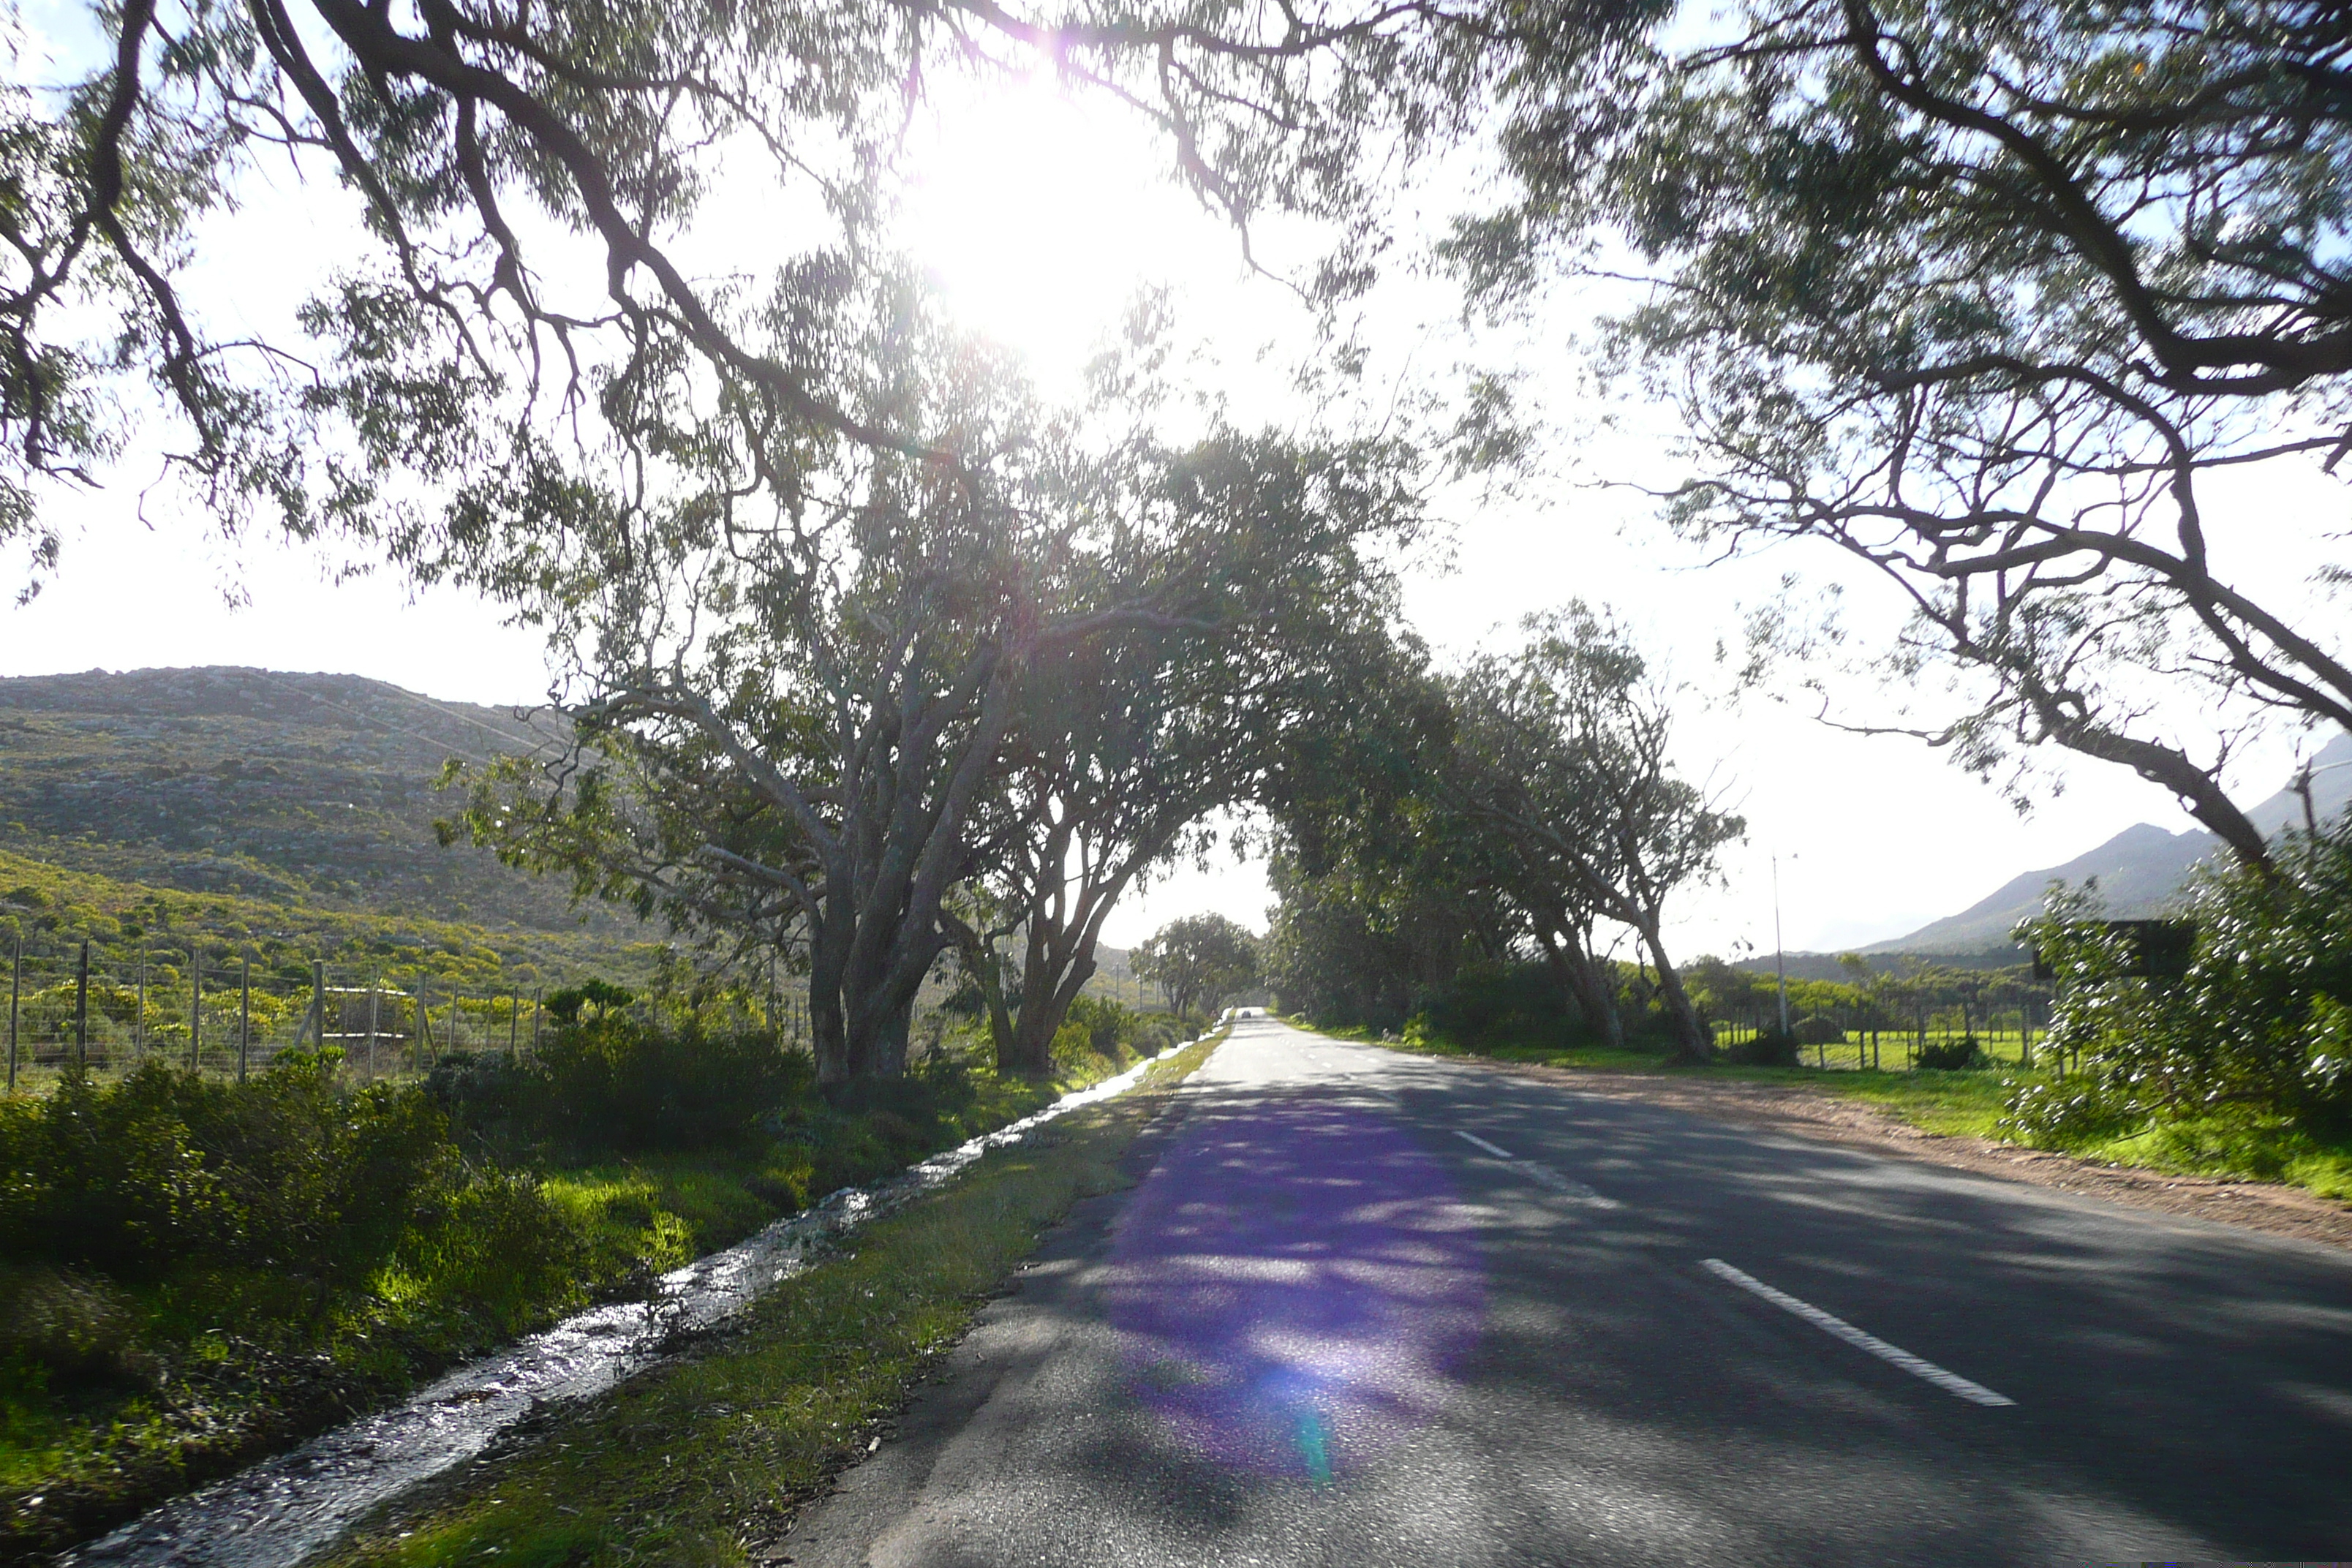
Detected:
left=1374, top=1047, right=2352, bottom=1255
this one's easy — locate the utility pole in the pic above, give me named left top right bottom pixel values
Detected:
left=1773, top=853, right=1790, bottom=1036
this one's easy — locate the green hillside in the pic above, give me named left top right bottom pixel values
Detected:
left=0, top=666, right=618, bottom=929
left=0, top=670, right=663, bottom=1057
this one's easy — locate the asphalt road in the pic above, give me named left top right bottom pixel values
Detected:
left=777, top=1016, right=2352, bottom=1566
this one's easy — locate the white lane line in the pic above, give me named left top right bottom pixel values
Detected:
left=1702, top=1259, right=2015, bottom=1409
left=1452, top=1131, right=1622, bottom=1208
left=1520, top=1163, right=1623, bottom=1209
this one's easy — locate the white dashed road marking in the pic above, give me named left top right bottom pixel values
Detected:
left=1453, top=1131, right=1622, bottom=1208
left=1702, top=1259, right=2016, bottom=1408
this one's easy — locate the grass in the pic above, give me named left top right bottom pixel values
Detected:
left=0, top=1038, right=1159, bottom=1565
left=314, top=1033, right=1221, bottom=1568
left=1295, top=1016, right=2352, bottom=1206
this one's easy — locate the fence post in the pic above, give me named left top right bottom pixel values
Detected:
left=75, top=941, right=88, bottom=1070
left=190, top=949, right=202, bottom=1071
left=509, top=987, right=519, bottom=1059
left=7, top=935, right=19, bottom=1093
left=310, top=960, right=325, bottom=1052
left=532, top=987, right=543, bottom=1056
left=135, top=957, right=145, bottom=1050
left=413, top=976, right=429, bottom=1071
left=238, top=956, right=251, bottom=1084
left=367, top=979, right=380, bottom=1077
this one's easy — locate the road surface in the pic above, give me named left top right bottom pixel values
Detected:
left=775, top=1016, right=2352, bottom=1566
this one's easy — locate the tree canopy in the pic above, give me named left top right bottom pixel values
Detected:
left=1448, top=0, right=2352, bottom=865
left=0, top=0, right=1490, bottom=590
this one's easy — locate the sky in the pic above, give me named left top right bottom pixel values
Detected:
left=1, top=28, right=2336, bottom=962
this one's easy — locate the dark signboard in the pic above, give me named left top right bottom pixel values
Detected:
left=2032, top=919, right=2197, bottom=982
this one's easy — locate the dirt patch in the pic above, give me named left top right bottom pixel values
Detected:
left=1443, top=1055, right=2352, bottom=1255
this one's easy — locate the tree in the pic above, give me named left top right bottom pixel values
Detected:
left=0, top=0, right=1480, bottom=592
left=1442, top=605, right=1743, bottom=1062
left=1449, top=1, right=2352, bottom=872
left=447, top=301, right=1421, bottom=1084
left=1136, top=913, right=1260, bottom=1019
left=1259, top=820, right=1515, bottom=1033
left=941, top=430, right=1425, bottom=1076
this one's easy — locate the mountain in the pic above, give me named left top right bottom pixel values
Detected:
left=0, top=665, right=610, bottom=934
left=1862, top=729, right=2352, bottom=957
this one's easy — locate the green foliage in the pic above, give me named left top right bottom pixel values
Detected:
left=1915, top=1035, right=1990, bottom=1071
left=1722, top=1027, right=1800, bottom=1068
left=2005, top=829, right=2352, bottom=1146
left=0, top=1053, right=453, bottom=1287
left=0, top=985, right=1131, bottom=1557
left=1409, top=960, right=1608, bottom=1053
left=1133, top=914, right=1261, bottom=1019
left=1062, top=995, right=1177, bottom=1060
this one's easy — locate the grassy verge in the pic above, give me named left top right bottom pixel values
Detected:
left=314, top=1034, right=1220, bottom=1568
left=0, top=1043, right=1152, bottom=1565
left=1299, top=1018, right=2352, bottom=1205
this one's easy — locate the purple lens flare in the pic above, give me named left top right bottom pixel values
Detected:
left=1104, top=1094, right=1485, bottom=1482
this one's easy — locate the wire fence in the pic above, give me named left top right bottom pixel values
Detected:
left=1709, top=995, right=2063, bottom=1071
left=0, top=938, right=570, bottom=1094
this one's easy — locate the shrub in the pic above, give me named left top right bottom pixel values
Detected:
left=1916, top=1035, right=1989, bottom=1071
left=1790, top=1015, right=1846, bottom=1047
left=1723, top=1027, right=1801, bottom=1067
left=2007, top=831, right=2352, bottom=1145
left=445, top=1007, right=813, bottom=1155
left=0, top=1053, right=459, bottom=1286
left=0, top=1264, right=151, bottom=1391
left=1414, top=961, right=1606, bottom=1052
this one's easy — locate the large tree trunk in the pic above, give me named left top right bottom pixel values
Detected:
left=1636, top=918, right=1711, bottom=1064
left=1536, top=919, right=1624, bottom=1050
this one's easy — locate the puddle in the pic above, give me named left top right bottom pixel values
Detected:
left=63, top=1040, right=1205, bottom=1567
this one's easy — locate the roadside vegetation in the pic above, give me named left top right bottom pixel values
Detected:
left=0, top=987, right=1183, bottom=1564
left=314, top=1033, right=1219, bottom=1568
left=1288, top=896, right=2352, bottom=1207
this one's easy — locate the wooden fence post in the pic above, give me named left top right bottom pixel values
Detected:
left=532, top=987, right=543, bottom=1057
left=7, top=935, right=19, bottom=1093
left=74, top=941, right=88, bottom=1070
left=190, top=949, right=202, bottom=1071
left=310, top=960, right=325, bottom=1052
left=238, top=956, right=251, bottom=1083
left=135, top=958, right=145, bottom=1050
left=413, top=976, right=430, bottom=1071
left=509, top=987, right=520, bottom=1058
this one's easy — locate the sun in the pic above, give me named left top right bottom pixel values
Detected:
left=897, top=72, right=1218, bottom=390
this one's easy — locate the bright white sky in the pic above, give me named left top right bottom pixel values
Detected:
left=0, top=30, right=2335, bottom=962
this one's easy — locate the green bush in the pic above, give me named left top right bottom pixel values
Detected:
left=1916, top=1034, right=1989, bottom=1071
left=1723, top=1027, right=1801, bottom=1066
left=2006, top=828, right=2352, bottom=1145
left=1062, top=995, right=1177, bottom=1061
left=1791, top=1015, right=1846, bottom=1047
left=1413, top=960, right=1607, bottom=1052
left=0, top=1052, right=453, bottom=1286
left=432, top=1006, right=813, bottom=1155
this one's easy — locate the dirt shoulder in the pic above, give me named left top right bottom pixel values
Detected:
left=1434, top=1052, right=2352, bottom=1255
